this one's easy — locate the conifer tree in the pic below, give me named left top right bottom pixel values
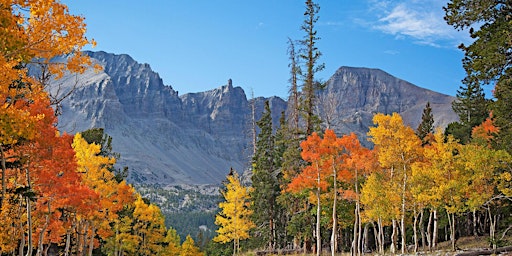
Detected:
left=444, top=0, right=508, bottom=147
left=300, top=0, right=325, bottom=136
left=493, top=74, right=512, bottom=154
left=250, top=101, right=281, bottom=250
left=445, top=81, right=489, bottom=144
left=416, top=102, right=434, bottom=145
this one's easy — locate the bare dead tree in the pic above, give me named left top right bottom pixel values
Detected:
left=316, top=89, right=340, bottom=131
left=35, top=63, right=83, bottom=116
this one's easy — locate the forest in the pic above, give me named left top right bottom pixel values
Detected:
left=0, top=0, right=511, bottom=256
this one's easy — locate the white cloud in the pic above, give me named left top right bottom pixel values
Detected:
left=367, top=0, right=469, bottom=47
left=384, top=50, right=400, bottom=55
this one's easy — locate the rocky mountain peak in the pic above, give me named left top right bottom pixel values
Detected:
left=55, top=51, right=457, bottom=185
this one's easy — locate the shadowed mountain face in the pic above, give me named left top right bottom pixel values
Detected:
left=55, top=51, right=457, bottom=185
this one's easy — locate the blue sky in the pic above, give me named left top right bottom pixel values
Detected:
left=66, top=0, right=474, bottom=98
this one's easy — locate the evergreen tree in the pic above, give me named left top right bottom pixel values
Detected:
left=416, top=102, right=434, bottom=145
left=299, top=0, right=325, bottom=136
left=493, top=72, right=512, bottom=153
left=287, top=38, right=301, bottom=135
left=444, top=0, right=510, bottom=147
left=250, top=101, right=282, bottom=250
left=445, top=81, right=489, bottom=144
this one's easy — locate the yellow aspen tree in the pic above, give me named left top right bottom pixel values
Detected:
left=180, top=235, right=204, bottom=256
left=361, top=170, right=397, bottom=254
left=72, top=133, right=135, bottom=254
left=163, top=227, right=181, bottom=256
left=132, top=194, right=167, bottom=255
left=214, top=171, right=254, bottom=256
left=460, top=143, right=511, bottom=249
left=367, top=113, right=422, bottom=254
left=411, top=130, right=464, bottom=251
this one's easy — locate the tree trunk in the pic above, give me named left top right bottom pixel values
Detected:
left=362, top=223, right=368, bottom=254
left=447, top=212, right=456, bottom=251
left=488, top=206, right=497, bottom=251
left=400, top=162, right=407, bottom=254
left=420, top=210, right=426, bottom=252
left=64, top=229, right=71, bottom=256
left=0, top=145, right=7, bottom=208
left=36, top=202, right=51, bottom=256
left=331, top=162, right=337, bottom=256
left=25, top=175, right=33, bottom=256
left=88, top=227, right=95, bottom=256
left=390, top=219, right=397, bottom=254
left=377, top=218, right=385, bottom=254
left=473, top=209, right=478, bottom=237
left=316, top=187, right=321, bottom=256
left=19, top=203, right=25, bottom=256
left=433, top=209, right=438, bottom=250
left=426, top=210, right=432, bottom=250
left=413, top=208, right=419, bottom=252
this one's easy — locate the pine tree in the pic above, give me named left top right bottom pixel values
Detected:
left=287, top=38, right=301, bottom=135
left=444, top=0, right=508, bottom=147
left=445, top=81, right=489, bottom=144
left=300, top=0, right=325, bottom=136
left=493, top=73, right=512, bottom=154
left=250, top=101, right=282, bottom=250
left=416, top=102, right=434, bottom=145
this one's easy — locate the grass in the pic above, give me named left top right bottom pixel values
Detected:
left=238, top=235, right=512, bottom=256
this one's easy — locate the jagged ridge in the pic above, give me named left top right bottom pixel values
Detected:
left=55, top=52, right=457, bottom=185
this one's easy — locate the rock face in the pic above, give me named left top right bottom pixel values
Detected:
left=55, top=52, right=457, bottom=185
left=319, top=67, right=458, bottom=145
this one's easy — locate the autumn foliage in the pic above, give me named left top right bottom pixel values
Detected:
left=0, top=1, right=198, bottom=255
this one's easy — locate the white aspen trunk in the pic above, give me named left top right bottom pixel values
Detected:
left=378, top=218, right=385, bottom=254
left=413, top=208, right=419, bottom=252
left=316, top=187, right=321, bottom=256
left=88, top=227, right=95, bottom=256
left=447, top=212, right=456, bottom=251
left=390, top=219, right=397, bottom=254
left=426, top=210, right=433, bottom=250
left=401, top=161, right=407, bottom=254
left=64, top=230, right=71, bottom=256
left=372, top=222, right=379, bottom=255
left=316, top=161, right=321, bottom=256
left=331, top=160, right=337, bottom=256
left=488, top=206, right=497, bottom=251
left=433, top=209, right=438, bottom=249
left=473, top=209, right=478, bottom=237
left=25, top=179, right=33, bottom=256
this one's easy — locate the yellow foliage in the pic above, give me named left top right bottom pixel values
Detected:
left=180, top=235, right=204, bottom=256
left=214, top=171, right=254, bottom=253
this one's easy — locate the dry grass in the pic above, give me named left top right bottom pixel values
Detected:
left=240, top=235, right=512, bottom=256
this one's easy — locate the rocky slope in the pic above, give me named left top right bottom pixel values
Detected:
left=54, top=51, right=457, bottom=185
left=320, top=66, right=458, bottom=145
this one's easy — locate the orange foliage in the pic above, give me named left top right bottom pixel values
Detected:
left=472, top=115, right=498, bottom=147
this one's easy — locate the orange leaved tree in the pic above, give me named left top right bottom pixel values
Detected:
left=287, top=129, right=357, bottom=256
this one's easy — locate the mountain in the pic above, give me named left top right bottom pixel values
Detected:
left=319, top=66, right=458, bottom=145
left=53, top=51, right=457, bottom=185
